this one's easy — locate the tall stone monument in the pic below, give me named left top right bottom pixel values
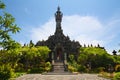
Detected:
left=36, top=6, right=81, bottom=63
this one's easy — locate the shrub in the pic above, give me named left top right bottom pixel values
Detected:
left=0, top=64, right=15, bottom=80
left=45, top=62, right=51, bottom=72
left=68, top=55, right=78, bottom=72
left=98, top=72, right=110, bottom=79
left=113, top=72, right=120, bottom=80
left=93, top=67, right=105, bottom=73
left=115, top=65, right=120, bottom=72
left=78, top=65, right=86, bottom=72
left=68, top=65, right=77, bottom=72
left=28, top=67, right=45, bottom=73
left=14, top=63, right=25, bottom=72
left=97, top=67, right=105, bottom=72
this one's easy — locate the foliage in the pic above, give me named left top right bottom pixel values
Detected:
left=93, top=67, right=105, bottom=73
left=18, top=46, right=50, bottom=72
left=0, top=45, right=51, bottom=73
left=68, top=65, right=77, bottom=72
left=37, top=46, right=51, bottom=60
left=0, top=64, right=15, bottom=80
left=15, top=63, right=25, bottom=72
left=78, top=47, right=115, bottom=72
left=113, top=56, right=120, bottom=64
left=0, top=0, right=21, bottom=69
left=77, top=53, right=88, bottom=65
left=0, top=42, right=22, bottom=69
left=77, top=65, right=87, bottom=72
left=45, top=62, right=52, bottom=72
left=98, top=72, right=110, bottom=79
left=0, top=0, right=5, bottom=9
left=0, top=0, right=21, bottom=50
left=28, top=67, right=45, bottom=74
left=14, top=72, right=26, bottom=78
left=3, top=40, right=21, bottom=50
left=0, top=0, right=51, bottom=77
left=29, top=40, right=34, bottom=47
left=68, top=55, right=79, bottom=72
left=113, top=72, right=120, bottom=80
left=0, top=45, right=50, bottom=73
left=115, top=64, right=120, bottom=72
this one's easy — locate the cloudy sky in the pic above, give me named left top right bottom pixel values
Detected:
left=3, top=0, right=120, bottom=54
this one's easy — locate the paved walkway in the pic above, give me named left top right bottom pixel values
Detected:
left=16, top=74, right=110, bottom=80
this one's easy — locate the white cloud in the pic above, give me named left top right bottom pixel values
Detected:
left=24, top=8, right=30, bottom=14
left=62, top=15, right=104, bottom=46
left=30, top=15, right=120, bottom=53
left=31, top=15, right=104, bottom=45
left=31, top=19, right=55, bottom=42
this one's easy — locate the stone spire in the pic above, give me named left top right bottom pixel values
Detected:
left=55, top=6, right=63, bottom=24
left=54, top=6, right=63, bottom=35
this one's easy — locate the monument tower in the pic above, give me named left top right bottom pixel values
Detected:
left=55, top=6, right=63, bottom=35
left=36, top=6, right=81, bottom=63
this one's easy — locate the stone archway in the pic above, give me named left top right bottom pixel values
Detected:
left=54, top=44, right=64, bottom=62
left=56, top=47, right=62, bottom=61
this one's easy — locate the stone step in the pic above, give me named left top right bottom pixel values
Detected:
left=53, top=71, right=65, bottom=73
left=54, top=67, right=64, bottom=70
left=54, top=66, right=64, bottom=70
left=53, top=64, right=65, bottom=72
left=53, top=62, right=64, bottom=66
left=52, top=62, right=66, bottom=73
left=54, top=68, right=64, bottom=71
left=54, top=66, right=64, bottom=68
left=54, top=69, right=64, bottom=71
left=42, top=72, right=77, bottom=75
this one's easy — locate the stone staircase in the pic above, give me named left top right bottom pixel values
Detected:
left=53, top=62, right=65, bottom=73
left=43, top=61, right=72, bottom=75
left=43, top=61, right=78, bottom=75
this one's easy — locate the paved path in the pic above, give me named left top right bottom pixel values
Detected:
left=16, top=74, right=110, bottom=80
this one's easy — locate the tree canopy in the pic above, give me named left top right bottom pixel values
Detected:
left=0, top=0, right=21, bottom=50
left=78, top=47, right=115, bottom=70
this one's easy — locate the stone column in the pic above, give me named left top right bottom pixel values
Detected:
left=64, top=52, right=68, bottom=71
left=52, top=52, right=54, bottom=65
left=64, top=53, right=67, bottom=64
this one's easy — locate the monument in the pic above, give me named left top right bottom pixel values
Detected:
left=36, top=6, right=81, bottom=72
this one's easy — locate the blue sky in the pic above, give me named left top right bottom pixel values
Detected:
left=3, top=0, right=120, bottom=54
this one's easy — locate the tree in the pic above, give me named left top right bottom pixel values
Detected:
left=19, top=46, right=50, bottom=71
left=78, top=47, right=115, bottom=71
left=29, top=40, right=34, bottom=48
left=0, top=1, right=5, bottom=9
left=112, top=50, right=117, bottom=55
left=0, top=0, right=21, bottom=50
left=0, top=1, right=21, bottom=79
left=0, top=41, right=22, bottom=68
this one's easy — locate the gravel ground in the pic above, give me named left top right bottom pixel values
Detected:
left=16, top=74, right=110, bottom=80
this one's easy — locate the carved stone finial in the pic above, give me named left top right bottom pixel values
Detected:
left=55, top=6, right=63, bottom=23
left=58, top=6, right=60, bottom=11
